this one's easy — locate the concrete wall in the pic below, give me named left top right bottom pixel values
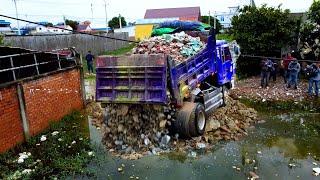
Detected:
left=0, top=68, right=84, bottom=153
left=4, top=32, right=129, bottom=55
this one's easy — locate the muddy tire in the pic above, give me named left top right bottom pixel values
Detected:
left=174, top=102, right=206, bottom=138
left=189, top=103, right=206, bottom=136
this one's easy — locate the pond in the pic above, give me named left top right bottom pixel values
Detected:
left=79, top=111, right=320, bottom=180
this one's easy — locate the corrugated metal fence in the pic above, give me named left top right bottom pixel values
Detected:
left=4, top=32, right=129, bottom=55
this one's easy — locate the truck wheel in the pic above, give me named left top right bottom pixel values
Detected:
left=174, top=103, right=206, bottom=138
left=188, top=103, right=206, bottom=136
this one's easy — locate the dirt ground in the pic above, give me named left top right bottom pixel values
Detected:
left=230, top=76, right=313, bottom=102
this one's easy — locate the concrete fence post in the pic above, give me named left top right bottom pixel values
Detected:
left=16, top=83, right=30, bottom=140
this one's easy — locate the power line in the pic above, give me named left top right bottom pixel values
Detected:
left=0, top=14, right=138, bottom=43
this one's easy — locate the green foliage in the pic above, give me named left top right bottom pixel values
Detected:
left=232, top=5, right=296, bottom=77
left=299, top=0, right=320, bottom=60
left=65, top=19, right=79, bottom=30
left=200, top=16, right=222, bottom=33
left=217, top=33, right=234, bottom=42
left=0, top=111, right=94, bottom=179
left=308, top=0, right=320, bottom=24
left=108, top=16, right=127, bottom=29
left=104, top=43, right=136, bottom=55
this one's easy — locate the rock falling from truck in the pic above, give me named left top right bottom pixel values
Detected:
left=88, top=96, right=258, bottom=160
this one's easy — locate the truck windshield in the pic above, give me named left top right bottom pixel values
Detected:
left=222, top=47, right=231, bottom=62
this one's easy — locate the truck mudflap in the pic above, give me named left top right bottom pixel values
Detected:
left=96, top=54, right=167, bottom=104
left=202, top=86, right=223, bottom=113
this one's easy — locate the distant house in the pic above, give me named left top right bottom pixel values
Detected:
left=77, top=21, right=93, bottom=33
left=144, top=6, right=201, bottom=21
left=290, top=12, right=307, bottom=23
left=47, top=25, right=73, bottom=34
left=0, top=20, right=15, bottom=35
left=216, top=6, right=240, bottom=29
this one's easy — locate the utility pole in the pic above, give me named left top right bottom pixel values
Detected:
left=208, top=11, right=211, bottom=26
left=103, top=0, right=108, bottom=34
left=119, top=14, right=122, bottom=29
left=90, top=2, right=93, bottom=24
left=63, top=15, right=66, bottom=28
left=13, top=0, right=21, bottom=35
left=213, top=11, right=216, bottom=30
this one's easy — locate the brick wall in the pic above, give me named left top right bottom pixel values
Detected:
left=0, top=68, right=84, bottom=153
left=23, top=69, right=83, bottom=136
left=0, top=86, right=24, bottom=153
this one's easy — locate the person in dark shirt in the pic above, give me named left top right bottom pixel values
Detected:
left=282, top=53, right=294, bottom=83
left=85, top=51, right=95, bottom=74
left=287, top=59, right=301, bottom=89
left=260, top=58, right=274, bottom=88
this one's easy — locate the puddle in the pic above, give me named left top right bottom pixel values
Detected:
left=78, top=111, right=320, bottom=179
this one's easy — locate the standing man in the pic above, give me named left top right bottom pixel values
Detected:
left=306, top=63, right=320, bottom=97
left=269, top=57, right=278, bottom=82
left=287, top=59, right=301, bottom=89
left=282, top=53, right=294, bottom=84
left=85, top=50, right=95, bottom=75
left=260, top=58, right=274, bottom=88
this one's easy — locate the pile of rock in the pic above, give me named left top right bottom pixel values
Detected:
left=88, top=95, right=258, bottom=159
left=132, top=32, right=205, bottom=62
left=90, top=103, right=178, bottom=159
left=204, top=96, right=258, bottom=142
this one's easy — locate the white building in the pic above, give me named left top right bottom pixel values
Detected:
left=114, top=26, right=135, bottom=37
left=216, top=6, right=240, bottom=29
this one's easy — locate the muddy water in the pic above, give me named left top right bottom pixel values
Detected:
left=78, top=112, right=320, bottom=180
left=83, top=79, right=320, bottom=179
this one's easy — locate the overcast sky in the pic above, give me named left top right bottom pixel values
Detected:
left=0, top=0, right=314, bottom=27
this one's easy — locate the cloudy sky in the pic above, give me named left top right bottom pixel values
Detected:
left=0, top=0, right=314, bottom=27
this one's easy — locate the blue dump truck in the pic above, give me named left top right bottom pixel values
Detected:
left=96, top=29, right=236, bottom=137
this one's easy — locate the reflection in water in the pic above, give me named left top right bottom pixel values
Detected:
left=268, top=137, right=299, bottom=157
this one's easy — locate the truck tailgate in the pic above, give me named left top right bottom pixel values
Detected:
left=96, top=54, right=167, bottom=104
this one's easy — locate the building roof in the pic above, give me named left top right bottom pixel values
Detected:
left=136, top=18, right=179, bottom=25
left=144, top=7, right=200, bottom=19
left=0, top=20, right=11, bottom=25
left=77, top=24, right=91, bottom=31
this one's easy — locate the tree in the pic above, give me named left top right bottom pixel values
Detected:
left=200, top=16, right=222, bottom=33
left=299, top=0, right=320, bottom=60
left=108, top=16, right=127, bottom=29
left=65, top=19, right=79, bottom=31
left=231, top=5, right=296, bottom=77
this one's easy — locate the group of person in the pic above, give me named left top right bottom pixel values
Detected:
left=260, top=53, right=320, bottom=97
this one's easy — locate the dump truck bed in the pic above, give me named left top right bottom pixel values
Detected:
left=96, top=54, right=167, bottom=104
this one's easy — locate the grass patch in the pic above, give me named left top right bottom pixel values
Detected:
left=0, top=111, right=94, bottom=179
left=217, top=33, right=234, bottom=42
left=103, top=43, right=136, bottom=56
left=84, top=74, right=96, bottom=80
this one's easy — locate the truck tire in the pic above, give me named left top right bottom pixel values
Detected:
left=174, top=102, right=207, bottom=138
left=188, top=103, right=206, bottom=136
